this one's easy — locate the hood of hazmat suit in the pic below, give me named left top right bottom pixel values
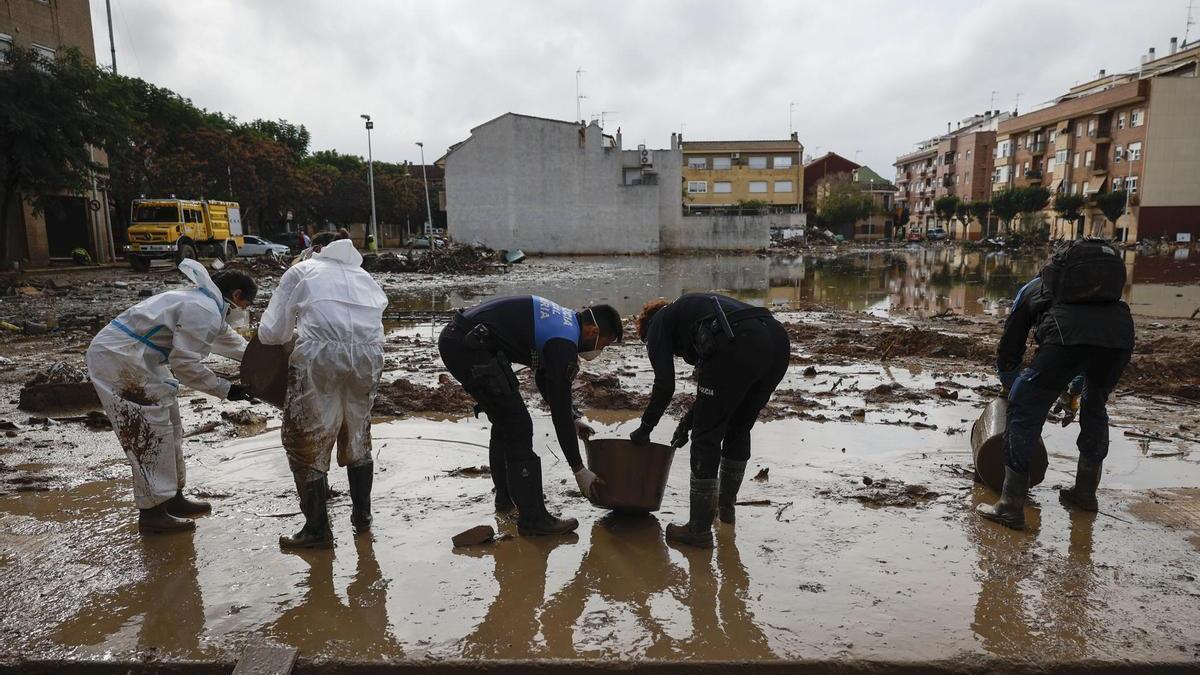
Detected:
left=258, top=238, right=390, bottom=477
left=85, top=259, right=249, bottom=508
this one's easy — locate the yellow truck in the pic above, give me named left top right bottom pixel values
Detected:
left=126, top=198, right=246, bottom=272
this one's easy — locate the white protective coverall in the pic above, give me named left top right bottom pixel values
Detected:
left=258, top=239, right=388, bottom=480
left=86, top=260, right=247, bottom=508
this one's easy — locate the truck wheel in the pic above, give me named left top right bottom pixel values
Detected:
left=129, top=255, right=151, bottom=273
left=177, top=243, right=197, bottom=262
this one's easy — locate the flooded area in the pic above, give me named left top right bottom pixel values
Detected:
left=1, top=249, right=1199, bottom=671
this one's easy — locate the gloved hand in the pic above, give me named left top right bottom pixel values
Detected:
left=227, top=383, right=255, bottom=402
left=997, top=370, right=1019, bottom=392
left=1051, top=392, right=1081, bottom=427
left=574, top=419, right=596, bottom=441
left=573, top=466, right=603, bottom=501
left=670, top=420, right=691, bottom=448
left=629, top=424, right=652, bottom=445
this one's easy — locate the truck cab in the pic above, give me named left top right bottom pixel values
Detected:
left=126, top=199, right=245, bottom=271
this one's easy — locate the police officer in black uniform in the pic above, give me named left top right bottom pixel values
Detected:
left=438, top=295, right=623, bottom=536
left=978, top=240, right=1134, bottom=530
left=629, top=293, right=790, bottom=548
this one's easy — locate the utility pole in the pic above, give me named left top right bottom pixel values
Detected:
left=360, top=114, right=377, bottom=249
left=789, top=101, right=797, bottom=136
left=105, top=0, right=117, bottom=73
left=416, top=142, right=434, bottom=240
left=575, top=67, right=586, bottom=123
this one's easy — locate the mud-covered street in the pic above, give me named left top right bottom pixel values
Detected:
left=1, top=248, right=1199, bottom=672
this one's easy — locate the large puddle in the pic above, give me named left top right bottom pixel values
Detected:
left=382, top=247, right=1200, bottom=319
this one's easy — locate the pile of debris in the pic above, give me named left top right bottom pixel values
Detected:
left=362, top=244, right=511, bottom=275
left=372, top=374, right=475, bottom=416
left=572, top=372, right=648, bottom=410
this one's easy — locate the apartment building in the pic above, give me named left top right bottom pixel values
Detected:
left=1, top=0, right=114, bottom=266
left=680, top=134, right=804, bottom=214
left=803, top=151, right=859, bottom=212
left=993, top=39, right=1200, bottom=242
left=894, top=111, right=1008, bottom=239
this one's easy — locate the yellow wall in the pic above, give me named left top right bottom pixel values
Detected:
left=682, top=163, right=804, bottom=209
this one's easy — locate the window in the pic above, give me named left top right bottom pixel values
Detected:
left=1087, top=119, right=1097, bottom=134
left=687, top=157, right=707, bottom=169
left=1131, top=109, right=1144, bottom=127
left=1127, top=142, right=1142, bottom=161
left=1023, top=161, right=1030, bottom=173
left=1085, top=150, right=1093, bottom=167
left=748, top=156, right=768, bottom=169
left=1055, top=149, right=1068, bottom=166
left=1078, top=182, right=1085, bottom=195
left=712, top=156, right=731, bottom=170
left=1075, top=123, right=1083, bottom=138
left=713, top=181, right=732, bottom=193
left=1126, top=176, right=1138, bottom=193
left=1118, top=112, right=1126, bottom=129
left=774, top=180, right=793, bottom=193
left=1046, top=157, right=1055, bottom=174
left=31, top=43, right=56, bottom=61
left=1073, top=152, right=1081, bottom=169
left=1112, top=177, right=1124, bottom=191
left=0, top=34, right=12, bottom=63
left=1049, top=131, right=1058, bottom=143
left=748, top=181, right=768, bottom=193
left=964, top=170, right=971, bottom=182
left=1069, top=182, right=1076, bottom=195
left=966, top=149, right=972, bottom=158
left=1114, top=145, right=1124, bottom=162
left=773, top=156, right=792, bottom=169
left=687, top=181, right=707, bottom=194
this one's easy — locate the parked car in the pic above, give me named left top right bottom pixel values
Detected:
left=265, top=231, right=307, bottom=252
left=927, top=227, right=948, bottom=241
left=907, top=230, right=924, bottom=242
left=409, top=236, right=447, bottom=249
left=238, top=235, right=291, bottom=258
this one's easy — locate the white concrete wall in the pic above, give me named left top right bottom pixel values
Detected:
left=660, top=213, right=800, bottom=251
left=1142, top=77, right=1200, bottom=207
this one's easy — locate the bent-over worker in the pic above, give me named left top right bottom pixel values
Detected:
left=87, top=260, right=255, bottom=534
left=259, top=238, right=389, bottom=549
left=631, top=293, right=790, bottom=548
left=438, top=295, right=622, bottom=536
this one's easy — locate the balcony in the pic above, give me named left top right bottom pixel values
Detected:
left=1090, top=127, right=1112, bottom=142
left=1024, top=169, right=1043, bottom=183
left=941, top=175, right=955, bottom=188
left=1090, top=161, right=1108, bottom=176
left=1029, top=141, right=1046, bottom=155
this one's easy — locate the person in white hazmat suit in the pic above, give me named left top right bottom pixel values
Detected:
left=258, top=237, right=389, bottom=549
left=87, top=260, right=257, bottom=534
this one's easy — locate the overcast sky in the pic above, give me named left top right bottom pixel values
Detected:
left=90, top=0, right=1190, bottom=175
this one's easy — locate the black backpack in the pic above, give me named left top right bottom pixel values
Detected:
left=1040, top=238, right=1126, bottom=304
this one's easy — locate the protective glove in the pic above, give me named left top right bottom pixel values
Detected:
left=629, top=424, right=653, bottom=446
left=1051, top=392, right=1081, bottom=427
left=227, top=383, right=255, bottom=402
left=670, top=420, right=691, bottom=448
left=997, top=369, right=1019, bottom=392
left=574, top=419, right=596, bottom=441
left=573, top=466, right=603, bottom=501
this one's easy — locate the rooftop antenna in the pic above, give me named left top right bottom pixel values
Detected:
left=575, top=67, right=586, bottom=123
left=789, top=101, right=797, bottom=135
left=989, top=90, right=998, bottom=111
left=1186, top=0, right=1196, bottom=45
left=1013, top=92, right=1022, bottom=115
left=599, top=111, right=618, bottom=128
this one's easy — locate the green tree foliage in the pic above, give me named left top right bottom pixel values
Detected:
left=1053, top=192, right=1087, bottom=238
left=954, top=200, right=975, bottom=238
left=990, top=188, right=1020, bottom=234
left=970, top=200, right=992, bottom=238
left=934, top=195, right=960, bottom=230
left=815, top=174, right=874, bottom=236
left=1093, top=190, right=1128, bottom=230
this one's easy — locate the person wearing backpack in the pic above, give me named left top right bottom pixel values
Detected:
left=978, top=239, right=1134, bottom=530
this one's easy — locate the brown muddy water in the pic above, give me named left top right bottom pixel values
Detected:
left=382, top=247, right=1200, bottom=319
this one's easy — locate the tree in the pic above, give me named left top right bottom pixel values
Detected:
left=1092, top=190, right=1128, bottom=237
left=1015, top=186, right=1051, bottom=234
left=1053, top=193, right=1087, bottom=239
left=954, top=200, right=975, bottom=240
left=0, top=47, right=121, bottom=262
left=815, top=174, right=874, bottom=239
left=892, top=204, right=910, bottom=238
left=970, top=200, right=992, bottom=239
left=933, top=195, right=960, bottom=232
left=990, top=188, right=1020, bottom=235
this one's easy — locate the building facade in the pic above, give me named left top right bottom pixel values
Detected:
left=803, top=152, right=860, bottom=215
left=680, top=136, right=804, bottom=214
left=1, top=0, right=115, bottom=266
left=811, top=166, right=897, bottom=240
left=993, top=40, right=1200, bottom=242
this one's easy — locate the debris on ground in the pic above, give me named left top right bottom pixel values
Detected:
left=452, top=524, right=496, bottom=548
left=362, top=244, right=508, bottom=275
left=373, top=376, right=475, bottom=416
left=221, top=409, right=268, bottom=426
left=445, top=466, right=490, bottom=478
left=835, top=478, right=942, bottom=508
left=752, top=467, right=769, bottom=482
left=26, top=362, right=89, bottom=386
left=573, top=371, right=649, bottom=410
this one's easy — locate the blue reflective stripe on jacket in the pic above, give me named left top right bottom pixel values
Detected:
left=194, top=287, right=225, bottom=316
left=110, top=319, right=171, bottom=363
left=531, top=295, right=580, bottom=355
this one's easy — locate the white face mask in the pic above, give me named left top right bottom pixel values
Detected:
left=579, top=307, right=604, bottom=361
left=226, top=304, right=249, bottom=330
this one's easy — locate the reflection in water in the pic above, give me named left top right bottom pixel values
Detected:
left=968, top=486, right=1101, bottom=660
left=51, top=532, right=205, bottom=656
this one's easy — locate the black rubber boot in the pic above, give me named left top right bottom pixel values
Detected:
left=717, top=460, right=748, bottom=524
left=495, top=491, right=516, bottom=514
left=138, top=502, right=196, bottom=534
left=348, top=462, right=373, bottom=533
left=976, top=466, right=1030, bottom=530
left=280, top=475, right=334, bottom=549
left=507, top=458, right=578, bottom=536
left=1060, top=456, right=1102, bottom=512
left=666, top=476, right=718, bottom=548
left=165, top=490, right=211, bottom=518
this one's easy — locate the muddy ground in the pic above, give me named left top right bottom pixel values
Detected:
left=1, top=254, right=1199, bottom=672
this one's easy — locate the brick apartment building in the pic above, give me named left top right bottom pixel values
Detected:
left=680, top=134, right=804, bottom=214
left=894, top=110, right=1009, bottom=240
left=994, top=39, right=1200, bottom=243
left=1, top=0, right=114, bottom=266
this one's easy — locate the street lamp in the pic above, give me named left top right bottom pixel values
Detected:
left=361, top=114, right=377, bottom=249
left=416, top=141, right=434, bottom=240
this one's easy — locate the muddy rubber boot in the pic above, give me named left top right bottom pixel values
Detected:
left=280, top=475, right=334, bottom=549
left=138, top=503, right=196, bottom=535
left=508, top=458, right=578, bottom=536
left=717, top=460, right=748, bottom=524
left=1059, top=457, right=1102, bottom=512
left=348, top=462, right=373, bottom=533
left=165, top=490, right=211, bottom=518
left=666, top=476, right=718, bottom=548
left=494, top=490, right=516, bottom=514
left=976, top=467, right=1030, bottom=530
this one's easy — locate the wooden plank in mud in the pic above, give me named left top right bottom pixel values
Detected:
left=232, top=643, right=299, bottom=675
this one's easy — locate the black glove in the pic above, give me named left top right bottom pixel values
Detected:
left=227, top=383, right=253, bottom=402
left=629, top=424, right=652, bottom=445
left=671, top=420, right=691, bottom=448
